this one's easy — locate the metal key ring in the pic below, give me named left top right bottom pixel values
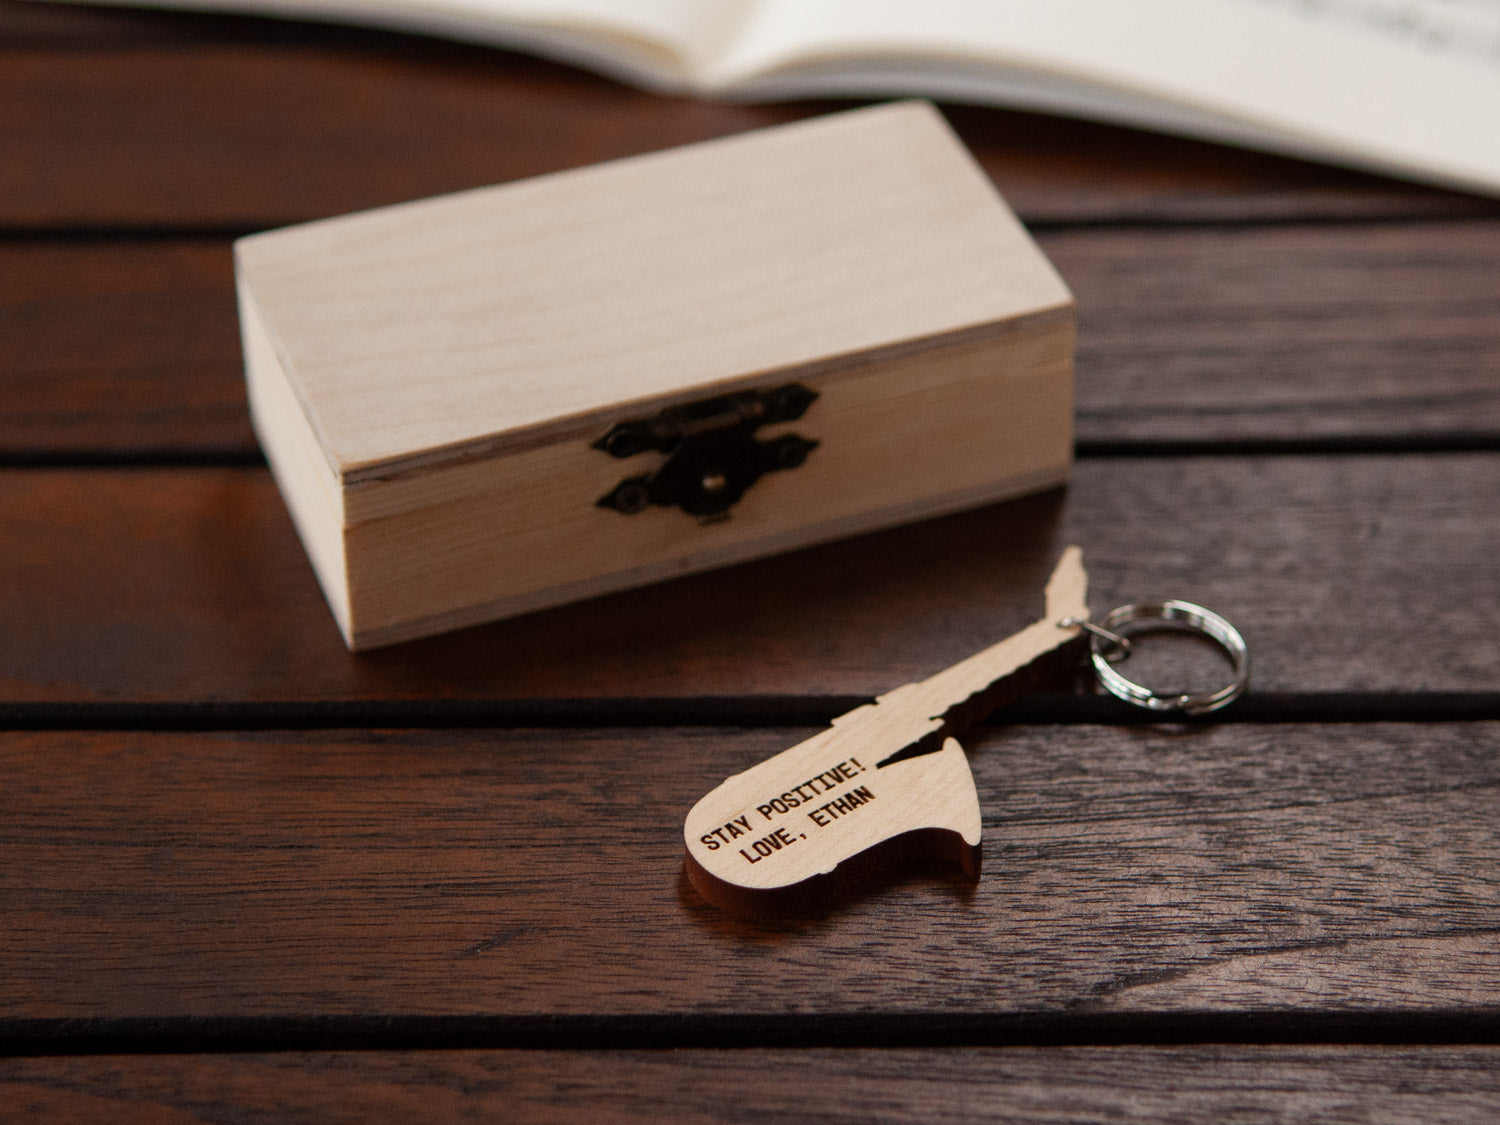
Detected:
left=1067, top=600, right=1249, bottom=716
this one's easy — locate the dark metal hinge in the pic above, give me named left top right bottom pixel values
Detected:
left=594, top=383, right=819, bottom=520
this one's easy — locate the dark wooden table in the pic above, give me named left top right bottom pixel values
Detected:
left=4, top=5, right=1499, bottom=1119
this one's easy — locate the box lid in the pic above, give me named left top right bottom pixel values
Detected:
left=234, top=100, right=1070, bottom=483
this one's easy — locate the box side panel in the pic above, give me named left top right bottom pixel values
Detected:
left=238, top=280, right=354, bottom=644
left=342, top=318, right=1073, bottom=649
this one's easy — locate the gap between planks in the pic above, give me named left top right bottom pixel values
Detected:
left=7, top=210, right=1500, bottom=242
left=5, top=1010, right=1500, bottom=1057
left=2, top=693, right=1500, bottom=733
left=8, top=437, right=1500, bottom=470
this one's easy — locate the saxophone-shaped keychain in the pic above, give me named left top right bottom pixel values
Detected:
left=683, top=547, right=1249, bottom=917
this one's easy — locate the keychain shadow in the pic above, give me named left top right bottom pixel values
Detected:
left=675, top=828, right=979, bottom=934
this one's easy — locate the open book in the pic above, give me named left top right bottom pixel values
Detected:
left=59, top=0, right=1500, bottom=196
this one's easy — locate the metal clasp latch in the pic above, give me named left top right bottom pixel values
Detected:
left=594, top=383, right=818, bottom=520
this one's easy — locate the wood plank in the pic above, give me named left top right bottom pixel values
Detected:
left=1, top=36, right=1496, bottom=229
left=7, top=221, right=1500, bottom=457
left=0, top=239, right=253, bottom=455
left=1055, top=222, right=1500, bottom=445
left=4, top=1047, right=1500, bottom=1123
left=0, top=455, right=1495, bottom=705
left=0, top=43, right=805, bottom=231
left=2, top=724, right=1497, bottom=1022
left=0, top=0, right=195, bottom=42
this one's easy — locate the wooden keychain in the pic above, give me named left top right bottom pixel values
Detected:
left=682, top=546, right=1249, bottom=917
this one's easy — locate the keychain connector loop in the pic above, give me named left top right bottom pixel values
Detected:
left=1058, top=616, right=1131, bottom=661
left=1084, top=600, right=1249, bottom=716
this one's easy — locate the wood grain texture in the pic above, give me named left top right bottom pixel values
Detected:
left=685, top=736, right=981, bottom=915
left=2, top=723, right=1497, bottom=1021
left=686, top=550, right=1084, bottom=911
left=0, top=40, right=813, bottom=231
left=0, top=239, right=253, bottom=454
left=1054, top=221, right=1500, bottom=445
left=2, top=16, right=1498, bottom=230
left=8, top=221, right=1500, bottom=458
left=238, top=101, right=1069, bottom=469
left=4, top=1047, right=1500, bottom=1123
left=5, top=0, right=1497, bottom=1105
left=0, top=455, right=1495, bottom=704
left=237, top=101, right=1075, bottom=646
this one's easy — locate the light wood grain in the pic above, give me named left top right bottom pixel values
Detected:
left=333, top=333, right=1070, bottom=648
left=238, top=101, right=1070, bottom=470
left=0, top=455, right=1494, bottom=703
left=238, top=101, right=1074, bottom=646
left=2, top=724, right=1496, bottom=1022
left=686, top=734, right=983, bottom=914
left=241, top=281, right=351, bottom=635
left=4, top=1047, right=1500, bottom=1123
left=685, top=549, right=1086, bottom=912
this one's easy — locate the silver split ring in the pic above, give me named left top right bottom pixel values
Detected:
left=1078, top=601, right=1249, bottom=716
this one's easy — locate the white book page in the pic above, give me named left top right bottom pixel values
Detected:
left=374, top=0, right=757, bottom=84
left=711, top=0, right=1500, bottom=194
left=1247, top=0, right=1500, bottom=67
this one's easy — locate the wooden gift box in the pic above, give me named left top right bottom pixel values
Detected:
left=235, top=101, right=1075, bottom=650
